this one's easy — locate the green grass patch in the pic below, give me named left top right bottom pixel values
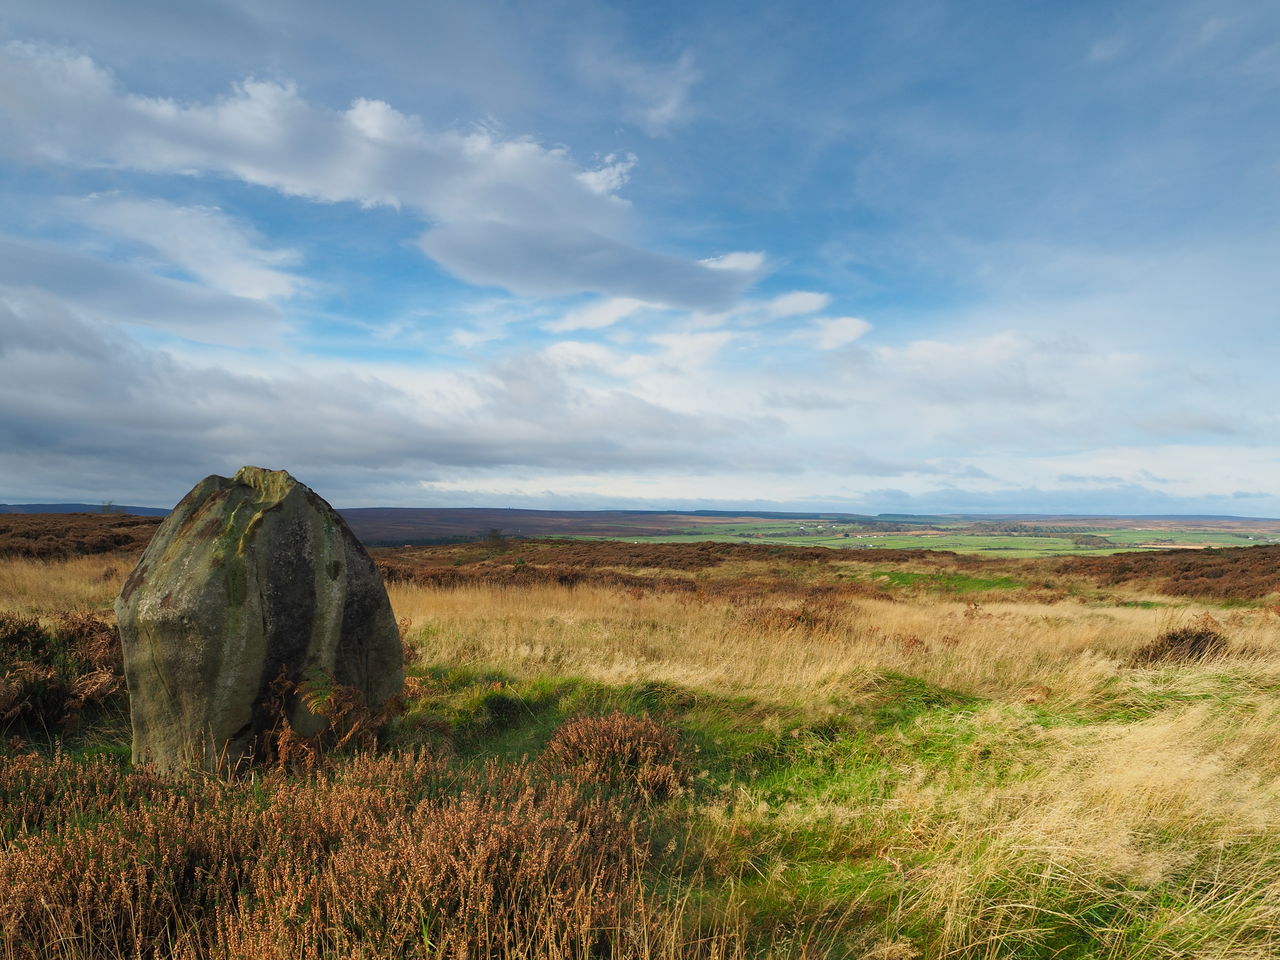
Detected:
left=868, top=569, right=1023, bottom=593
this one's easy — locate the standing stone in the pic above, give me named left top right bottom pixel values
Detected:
left=115, top=466, right=403, bottom=771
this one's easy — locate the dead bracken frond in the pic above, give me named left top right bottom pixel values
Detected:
left=0, top=612, right=124, bottom=738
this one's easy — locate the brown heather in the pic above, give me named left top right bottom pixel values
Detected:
left=0, top=749, right=681, bottom=960
left=543, top=711, right=690, bottom=803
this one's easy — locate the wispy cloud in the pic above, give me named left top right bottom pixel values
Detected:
left=70, top=195, right=306, bottom=300
left=808, top=316, right=870, bottom=349
left=0, top=236, right=284, bottom=344
left=0, top=43, right=758, bottom=310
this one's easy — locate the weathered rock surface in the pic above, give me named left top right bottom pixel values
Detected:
left=115, top=466, right=403, bottom=771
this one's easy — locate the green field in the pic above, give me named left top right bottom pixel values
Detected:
left=565, top=520, right=1280, bottom=558
left=1092, top=529, right=1266, bottom=547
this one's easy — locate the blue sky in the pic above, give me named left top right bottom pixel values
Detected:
left=1, top=0, right=1277, bottom=513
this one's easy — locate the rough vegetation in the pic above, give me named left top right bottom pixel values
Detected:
left=1056, top=543, right=1280, bottom=599
left=0, top=612, right=123, bottom=737
left=1130, top=615, right=1233, bottom=665
left=0, top=512, right=161, bottom=560
left=0, top=750, right=666, bottom=960
left=2, top=522, right=1280, bottom=959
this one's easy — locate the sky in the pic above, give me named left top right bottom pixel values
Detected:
left=0, top=0, right=1277, bottom=514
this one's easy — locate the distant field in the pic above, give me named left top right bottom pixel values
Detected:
left=1093, top=528, right=1267, bottom=547
left=568, top=525, right=1280, bottom=558
left=586, top=532, right=1124, bottom=557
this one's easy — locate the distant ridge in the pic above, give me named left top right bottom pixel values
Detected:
left=0, top=503, right=170, bottom=516
left=3, top=505, right=1277, bottom=546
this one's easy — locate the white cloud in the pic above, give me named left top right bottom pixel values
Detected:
left=810, top=316, right=871, bottom=349
left=545, top=296, right=649, bottom=332
left=541, top=340, right=621, bottom=370
left=0, top=43, right=756, bottom=310
left=647, top=330, right=736, bottom=371
left=981, top=445, right=1280, bottom=500
left=70, top=195, right=305, bottom=300
left=0, top=285, right=760, bottom=503
left=577, top=153, right=637, bottom=195
left=701, top=251, right=766, bottom=272
left=636, top=51, right=698, bottom=134
left=688, top=289, right=833, bottom=330
left=449, top=327, right=495, bottom=349
left=418, top=221, right=754, bottom=306
left=766, top=290, right=831, bottom=318
left=3, top=267, right=1275, bottom=512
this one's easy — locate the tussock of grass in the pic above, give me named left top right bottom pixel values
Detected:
left=1132, top=622, right=1232, bottom=665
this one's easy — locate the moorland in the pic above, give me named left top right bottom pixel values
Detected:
left=2, top=515, right=1280, bottom=958
left=8, top=505, right=1280, bottom=560
left=338, top=507, right=1280, bottom=557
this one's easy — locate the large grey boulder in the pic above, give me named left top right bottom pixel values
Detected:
left=115, top=466, right=403, bottom=771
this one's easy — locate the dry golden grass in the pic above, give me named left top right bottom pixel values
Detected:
left=0, top=554, right=126, bottom=618
left=388, top=580, right=1280, bottom=704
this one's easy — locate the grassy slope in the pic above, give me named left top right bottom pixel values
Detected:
left=4, top=549, right=1280, bottom=958
left=388, top=573, right=1280, bottom=958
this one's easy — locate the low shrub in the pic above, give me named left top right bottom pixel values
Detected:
left=1131, top=625, right=1231, bottom=665
left=0, top=744, right=669, bottom=960
left=542, top=711, right=689, bottom=803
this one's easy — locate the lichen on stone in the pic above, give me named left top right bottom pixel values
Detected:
left=234, top=465, right=298, bottom=505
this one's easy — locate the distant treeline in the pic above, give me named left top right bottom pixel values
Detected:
left=970, top=522, right=1108, bottom=535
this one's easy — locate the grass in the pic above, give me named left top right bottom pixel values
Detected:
left=864, top=570, right=1023, bottom=593
left=4, top=549, right=1280, bottom=958
left=1097, top=529, right=1271, bottom=547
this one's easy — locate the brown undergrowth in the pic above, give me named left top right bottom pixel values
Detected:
left=1130, top=613, right=1233, bottom=665
left=0, top=721, right=700, bottom=960
left=0, top=513, right=161, bottom=560
left=0, top=612, right=123, bottom=737
left=1053, top=543, right=1280, bottom=599
left=543, top=711, right=690, bottom=803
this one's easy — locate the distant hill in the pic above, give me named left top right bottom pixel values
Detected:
left=4, top=504, right=1279, bottom=553
left=335, top=507, right=800, bottom=545
left=0, top=503, right=170, bottom=516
